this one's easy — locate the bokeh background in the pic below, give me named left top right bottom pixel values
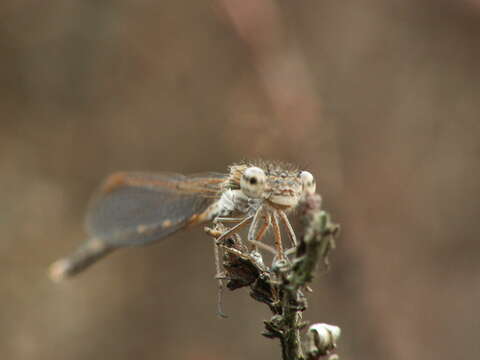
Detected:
left=1, top=1, right=480, bottom=359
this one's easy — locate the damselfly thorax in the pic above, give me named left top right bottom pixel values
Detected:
left=49, top=160, right=317, bottom=281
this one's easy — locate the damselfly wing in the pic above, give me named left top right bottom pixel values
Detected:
left=87, top=172, right=225, bottom=246
left=49, top=171, right=226, bottom=280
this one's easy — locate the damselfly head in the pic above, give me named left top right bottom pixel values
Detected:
left=229, top=162, right=316, bottom=209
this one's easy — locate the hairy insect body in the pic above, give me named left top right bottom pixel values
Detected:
left=208, top=189, right=262, bottom=219
left=49, top=160, right=317, bottom=281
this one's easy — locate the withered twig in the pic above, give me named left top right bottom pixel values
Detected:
left=205, top=193, right=340, bottom=360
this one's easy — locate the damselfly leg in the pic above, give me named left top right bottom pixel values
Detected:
left=278, top=209, right=297, bottom=248
left=271, top=211, right=285, bottom=260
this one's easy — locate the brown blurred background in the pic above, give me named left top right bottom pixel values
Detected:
left=1, top=1, right=480, bottom=359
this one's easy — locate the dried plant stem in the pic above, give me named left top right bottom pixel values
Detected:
left=207, top=193, right=339, bottom=360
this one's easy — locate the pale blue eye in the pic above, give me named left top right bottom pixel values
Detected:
left=300, top=171, right=316, bottom=194
left=241, top=167, right=266, bottom=198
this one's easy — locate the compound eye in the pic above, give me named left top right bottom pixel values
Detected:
left=240, top=167, right=266, bottom=198
left=300, top=170, right=316, bottom=195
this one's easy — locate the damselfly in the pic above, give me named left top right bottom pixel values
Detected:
left=49, top=160, right=316, bottom=281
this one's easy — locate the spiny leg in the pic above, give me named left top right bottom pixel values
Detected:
left=210, top=215, right=253, bottom=279
left=247, top=206, right=264, bottom=252
left=214, top=217, right=248, bottom=223
left=215, top=214, right=254, bottom=244
left=211, top=214, right=255, bottom=283
left=212, top=232, right=228, bottom=318
left=209, top=216, right=252, bottom=318
left=256, top=213, right=271, bottom=243
left=247, top=213, right=277, bottom=255
left=246, top=208, right=278, bottom=255
left=278, top=209, right=297, bottom=247
left=271, top=211, right=285, bottom=260
left=206, top=225, right=228, bottom=281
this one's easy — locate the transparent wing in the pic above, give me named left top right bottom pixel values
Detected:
left=85, top=172, right=226, bottom=247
